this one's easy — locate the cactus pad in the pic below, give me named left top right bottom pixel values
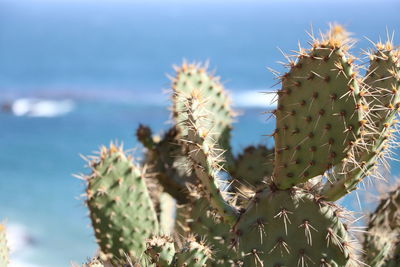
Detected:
left=172, top=63, right=234, bottom=167
left=174, top=236, right=212, bottom=267
left=186, top=197, right=236, bottom=266
left=141, top=126, right=194, bottom=204
left=234, top=187, right=354, bottom=266
left=85, top=144, right=159, bottom=263
left=322, top=43, right=400, bottom=200
left=146, top=236, right=175, bottom=266
left=273, top=40, right=363, bottom=189
left=175, top=92, right=239, bottom=224
left=231, top=145, right=274, bottom=202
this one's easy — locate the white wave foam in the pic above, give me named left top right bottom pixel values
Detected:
left=9, top=259, right=40, bottom=267
left=5, top=223, right=39, bottom=267
left=7, top=223, right=32, bottom=253
left=3, top=90, right=276, bottom=110
left=232, top=90, right=277, bottom=108
left=12, top=98, right=75, bottom=117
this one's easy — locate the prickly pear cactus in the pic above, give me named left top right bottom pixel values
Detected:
left=0, top=224, right=9, bottom=267
left=76, top=24, right=400, bottom=267
left=85, top=144, right=159, bottom=263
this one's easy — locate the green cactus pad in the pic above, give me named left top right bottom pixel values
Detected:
left=234, top=187, right=354, bottom=266
left=322, top=44, right=400, bottom=201
left=273, top=39, right=363, bottom=189
left=146, top=236, right=176, bottom=266
left=174, top=236, right=212, bottom=267
left=364, top=44, right=400, bottom=134
left=175, top=92, right=239, bottom=225
left=141, top=126, right=194, bottom=204
left=186, top=197, right=236, bottom=266
left=0, top=224, right=9, bottom=267
left=364, top=186, right=400, bottom=266
left=231, top=145, right=274, bottom=203
left=85, top=144, right=159, bottom=263
left=172, top=63, right=234, bottom=168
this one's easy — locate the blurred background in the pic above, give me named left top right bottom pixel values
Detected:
left=0, top=0, right=399, bottom=266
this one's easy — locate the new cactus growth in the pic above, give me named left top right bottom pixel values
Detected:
left=74, top=25, right=400, bottom=267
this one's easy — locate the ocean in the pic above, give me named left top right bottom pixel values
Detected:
left=0, top=0, right=399, bottom=266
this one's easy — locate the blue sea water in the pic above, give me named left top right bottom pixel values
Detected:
left=0, top=0, right=400, bottom=266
